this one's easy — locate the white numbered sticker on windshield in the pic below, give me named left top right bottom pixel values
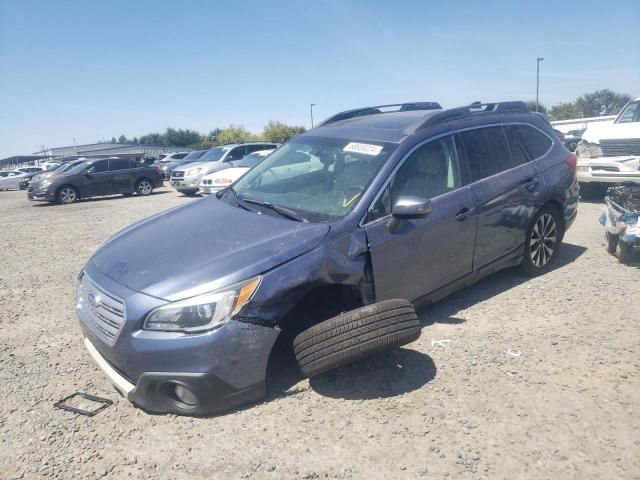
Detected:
left=343, top=142, right=383, bottom=156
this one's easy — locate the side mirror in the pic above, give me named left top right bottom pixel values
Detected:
left=387, top=196, right=431, bottom=231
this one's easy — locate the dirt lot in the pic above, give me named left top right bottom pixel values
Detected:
left=1, top=187, right=638, bottom=480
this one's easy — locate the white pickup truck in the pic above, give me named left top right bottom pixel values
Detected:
left=577, top=97, right=640, bottom=197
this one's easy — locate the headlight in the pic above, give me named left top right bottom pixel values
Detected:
left=576, top=141, right=603, bottom=158
left=186, top=167, right=202, bottom=176
left=214, top=178, right=233, bottom=185
left=143, top=276, right=261, bottom=333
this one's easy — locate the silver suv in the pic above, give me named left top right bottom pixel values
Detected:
left=170, top=142, right=278, bottom=195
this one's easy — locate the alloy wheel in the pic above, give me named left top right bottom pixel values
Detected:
left=138, top=180, right=152, bottom=195
left=529, top=213, right=556, bottom=267
left=60, top=187, right=76, bottom=203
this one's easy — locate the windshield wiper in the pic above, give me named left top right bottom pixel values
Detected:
left=240, top=197, right=308, bottom=222
left=225, top=186, right=254, bottom=212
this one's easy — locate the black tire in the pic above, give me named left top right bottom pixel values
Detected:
left=617, top=241, right=635, bottom=264
left=579, top=182, right=605, bottom=201
left=183, top=190, right=198, bottom=197
left=135, top=178, right=153, bottom=196
left=521, top=205, right=564, bottom=276
left=56, top=185, right=78, bottom=204
left=293, top=299, right=421, bottom=378
left=606, top=232, right=618, bottom=254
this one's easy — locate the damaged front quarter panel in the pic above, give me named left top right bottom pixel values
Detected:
left=236, top=227, right=375, bottom=328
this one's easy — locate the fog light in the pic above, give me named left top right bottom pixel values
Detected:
left=173, top=384, right=198, bottom=407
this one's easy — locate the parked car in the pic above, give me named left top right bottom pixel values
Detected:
left=199, top=149, right=273, bottom=194
left=18, top=166, right=44, bottom=174
left=0, top=170, right=28, bottom=190
left=563, top=128, right=585, bottom=151
left=170, top=143, right=278, bottom=195
left=577, top=97, right=640, bottom=198
left=41, top=161, right=62, bottom=171
left=28, top=158, right=163, bottom=204
left=160, top=150, right=208, bottom=180
left=76, top=101, right=578, bottom=415
left=155, top=152, right=189, bottom=166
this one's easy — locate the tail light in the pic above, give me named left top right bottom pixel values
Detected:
left=565, top=153, right=577, bottom=172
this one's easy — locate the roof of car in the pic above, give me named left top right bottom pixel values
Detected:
left=305, top=101, right=533, bottom=144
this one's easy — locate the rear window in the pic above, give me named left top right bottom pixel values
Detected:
left=458, top=127, right=512, bottom=182
left=504, top=125, right=552, bottom=164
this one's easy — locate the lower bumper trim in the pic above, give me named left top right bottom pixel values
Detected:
left=83, top=338, right=134, bottom=396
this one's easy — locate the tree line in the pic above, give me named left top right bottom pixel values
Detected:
left=105, top=121, right=306, bottom=149
left=529, top=89, right=633, bottom=121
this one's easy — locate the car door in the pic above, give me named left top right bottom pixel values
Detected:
left=81, top=160, right=111, bottom=196
left=457, top=125, right=544, bottom=271
left=363, top=134, right=477, bottom=301
left=109, top=158, right=135, bottom=193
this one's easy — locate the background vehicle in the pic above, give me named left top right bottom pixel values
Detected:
left=78, top=101, right=578, bottom=415
left=160, top=149, right=208, bottom=180
left=41, top=161, right=62, bottom=170
left=564, top=128, right=585, bottom=151
left=199, top=149, right=272, bottom=194
left=28, top=158, right=163, bottom=204
left=154, top=152, right=189, bottom=166
left=18, top=166, right=44, bottom=175
left=171, top=142, right=278, bottom=195
left=577, top=97, right=640, bottom=198
left=0, top=170, right=28, bottom=190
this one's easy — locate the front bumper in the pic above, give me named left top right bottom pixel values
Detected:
left=77, top=264, right=280, bottom=415
left=170, top=174, right=201, bottom=192
left=577, top=155, right=640, bottom=184
left=198, top=183, right=225, bottom=195
left=27, top=188, right=54, bottom=201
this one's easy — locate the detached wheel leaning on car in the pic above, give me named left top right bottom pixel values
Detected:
left=521, top=205, right=564, bottom=276
left=293, top=299, right=421, bottom=378
left=57, top=185, right=78, bottom=205
left=135, top=178, right=153, bottom=196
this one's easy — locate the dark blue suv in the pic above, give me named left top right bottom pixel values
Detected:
left=76, top=101, right=579, bottom=414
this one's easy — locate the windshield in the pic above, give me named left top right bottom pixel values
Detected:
left=616, top=100, right=640, bottom=123
left=64, top=161, right=90, bottom=175
left=238, top=152, right=268, bottom=169
left=199, top=147, right=229, bottom=162
left=227, top=136, right=396, bottom=222
left=181, top=150, right=205, bottom=162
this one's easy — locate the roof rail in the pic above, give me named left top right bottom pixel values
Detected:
left=318, top=101, right=442, bottom=127
left=415, top=101, right=529, bottom=131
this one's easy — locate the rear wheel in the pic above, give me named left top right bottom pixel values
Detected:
left=57, top=185, right=78, bottom=204
left=617, top=241, right=635, bottom=264
left=521, top=206, right=563, bottom=276
left=136, top=178, right=153, bottom=196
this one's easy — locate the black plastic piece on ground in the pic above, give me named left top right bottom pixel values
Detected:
left=54, top=392, right=113, bottom=416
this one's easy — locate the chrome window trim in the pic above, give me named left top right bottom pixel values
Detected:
left=359, top=121, right=554, bottom=228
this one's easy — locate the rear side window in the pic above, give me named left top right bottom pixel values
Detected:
left=226, top=146, right=246, bottom=161
left=128, top=159, right=140, bottom=169
left=504, top=125, right=552, bottom=164
left=458, top=127, right=511, bottom=182
left=109, top=159, right=130, bottom=171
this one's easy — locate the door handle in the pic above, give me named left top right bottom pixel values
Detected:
left=523, top=178, right=538, bottom=192
left=454, top=207, right=472, bottom=221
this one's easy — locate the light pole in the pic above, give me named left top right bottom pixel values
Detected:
left=310, top=103, right=316, bottom=128
left=536, top=57, right=544, bottom=112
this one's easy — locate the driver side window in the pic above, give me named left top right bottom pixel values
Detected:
left=86, top=160, right=108, bottom=174
left=367, top=135, right=462, bottom=222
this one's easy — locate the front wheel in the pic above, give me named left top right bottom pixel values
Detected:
left=136, top=178, right=153, bottom=196
left=618, top=241, right=635, bottom=264
left=521, top=206, right=563, bottom=276
left=57, top=185, right=78, bottom=205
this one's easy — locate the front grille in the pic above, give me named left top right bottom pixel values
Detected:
left=600, top=138, right=640, bottom=157
left=592, top=166, right=619, bottom=172
left=76, top=273, right=125, bottom=346
left=171, top=171, right=184, bottom=179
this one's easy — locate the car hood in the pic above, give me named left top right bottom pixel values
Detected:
left=89, top=196, right=330, bottom=301
left=202, top=167, right=249, bottom=180
left=582, top=122, right=640, bottom=143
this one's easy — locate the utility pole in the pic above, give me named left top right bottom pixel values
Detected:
left=536, top=57, right=544, bottom=112
left=310, top=103, right=316, bottom=128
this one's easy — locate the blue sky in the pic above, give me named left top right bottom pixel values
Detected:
left=0, top=0, right=638, bottom=158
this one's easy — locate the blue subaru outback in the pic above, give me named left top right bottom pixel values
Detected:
left=76, top=101, right=579, bottom=414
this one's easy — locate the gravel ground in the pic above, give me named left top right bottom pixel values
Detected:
left=1, top=187, right=639, bottom=480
